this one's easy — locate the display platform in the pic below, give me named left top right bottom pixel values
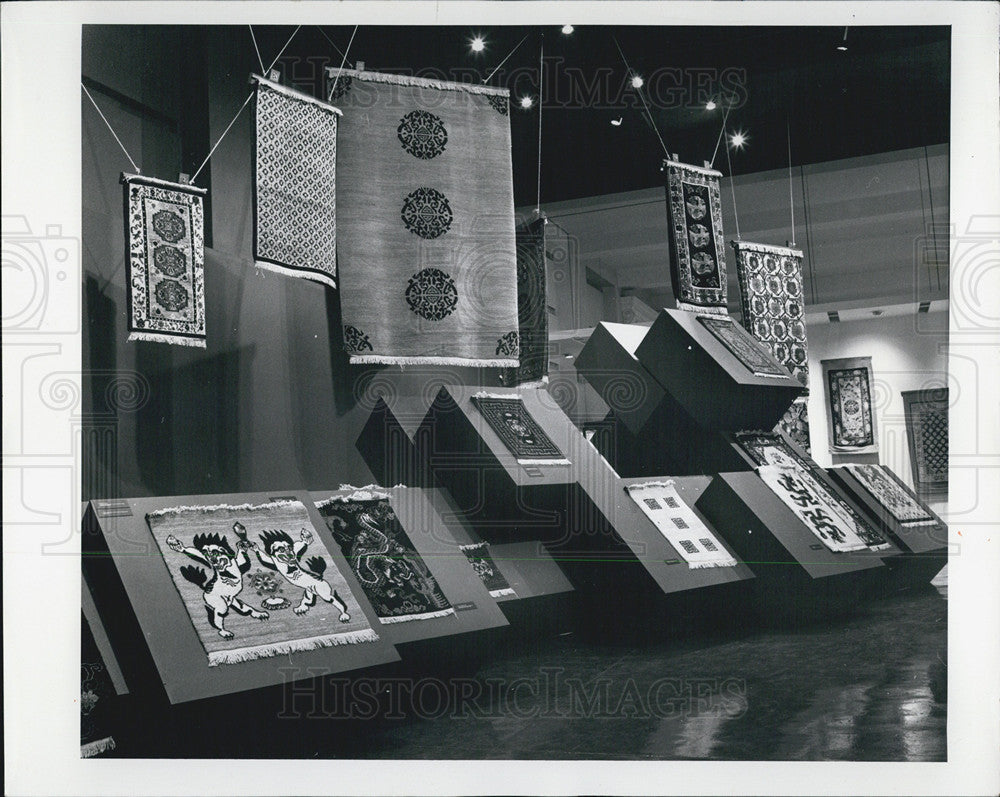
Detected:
left=634, top=308, right=803, bottom=431
left=83, top=572, right=129, bottom=697
left=357, top=396, right=432, bottom=488
left=309, top=485, right=509, bottom=646
left=696, top=472, right=888, bottom=613
left=83, top=492, right=401, bottom=704
left=828, top=464, right=949, bottom=583
left=415, top=384, right=607, bottom=545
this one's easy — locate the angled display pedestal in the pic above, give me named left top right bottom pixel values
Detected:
left=634, top=308, right=803, bottom=432
left=827, top=465, right=949, bottom=586
left=83, top=491, right=401, bottom=705
left=696, top=472, right=890, bottom=619
left=308, top=485, right=509, bottom=650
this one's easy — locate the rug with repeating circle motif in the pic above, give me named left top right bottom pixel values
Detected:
left=333, top=69, right=519, bottom=366
left=123, top=173, right=207, bottom=347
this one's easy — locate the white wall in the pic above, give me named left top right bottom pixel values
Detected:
left=805, top=308, right=949, bottom=508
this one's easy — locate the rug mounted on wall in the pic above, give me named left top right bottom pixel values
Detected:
left=146, top=500, right=378, bottom=666
left=459, top=541, right=516, bottom=598
left=471, top=392, right=569, bottom=465
left=316, top=487, right=455, bottom=624
left=626, top=481, right=738, bottom=568
left=821, top=356, right=878, bottom=453
left=122, top=173, right=207, bottom=348
left=757, top=464, right=872, bottom=553
left=253, top=74, right=341, bottom=288
left=696, top=315, right=791, bottom=378
left=665, top=160, right=729, bottom=315
left=734, top=430, right=889, bottom=549
left=843, top=463, right=937, bottom=526
left=499, top=218, right=548, bottom=387
left=902, top=388, right=948, bottom=499
left=333, top=68, right=519, bottom=366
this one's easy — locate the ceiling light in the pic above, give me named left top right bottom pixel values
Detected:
left=610, top=117, right=623, bottom=126
left=705, top=100, right=717, bottom=110
left=470, top=36, right=485, bottom=53
left=729, top=129, right=748, bottom=149
left=837, top=45, right=848, bottom=52
left=562, top=24, right=574, bottom=35
left=630, top=74, right=644, bottom=89
left=519, top=95, right=534, bottom=109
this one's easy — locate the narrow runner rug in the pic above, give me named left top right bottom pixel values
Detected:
left=146, top=500, right=378, bottom=666
left=334, top=68, right=519, bottom=366
left=665, top=160, right=729, bottom=315
left=122, top=173, right=207, bottom=347
left=757, top=464, right=870, bottom=552
left=459, top=541, right=516, bottom=597
left=316, top=487, right=455, bottom=624
left=81, top=614, right=118, bottom=758
left=471, top=392, right=569, bottom=465
left=777, top=396, right=812, bottom=454
left=843, top=463, right=936, bottom=526
left=625, top=481, right=738, bottom=568
left=902, top=388, right=948, bottom=497
left=253, top=74, right=341, bottom=288
left=822, top=357, right=878, bottom=453
left=499, top=218, right=548, bottom=387
left=696, top=315, right=790, bottom=378
left=734, top=430, right=889, bottom=549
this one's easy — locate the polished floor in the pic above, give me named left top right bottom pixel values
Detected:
left=353, top=570, right=947, bottom=761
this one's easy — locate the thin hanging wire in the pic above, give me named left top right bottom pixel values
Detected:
left=786, top=116, right=796, bottom=246
left=612, top=37, right=670, bottom=159
left=249, top=25, right=266, bottom=74
left=328, top=25, right=359, bottom=102
left=81, top=83, right=141, bottom=174
left=536, top=34, right=544, bottom=213
left=191, top=25, right=301, bottom=184
left=483, top=33, right=529, bottom=84
left=724, top=130, right=741, bottom=240
left=709, top=101, right=733, bottom=168
left=316, top=26, right=355, bottom=69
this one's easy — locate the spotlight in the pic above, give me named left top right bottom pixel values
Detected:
left=610, top=117, right=623, bottom=126
left=729, top=130, right=748, bottom=149
left=705, top=100, right=717, bottom=110
left=630, top=74, right=644, bottom=89
left=837, top=45, right=848, bottom=52
left=470, top=36, right=485, bottom=53
left=562, top=24, right=574, bottom=35
left=519, top=95, right=535, bottom=109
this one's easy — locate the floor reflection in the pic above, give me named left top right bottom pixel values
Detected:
left=359, top=577, right=947, bottom=761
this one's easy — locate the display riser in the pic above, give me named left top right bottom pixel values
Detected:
left=696, top=472, right=891, bottom=615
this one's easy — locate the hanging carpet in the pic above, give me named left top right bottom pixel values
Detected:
left=499, top=218, right=548, bottom=386
left=122, top=173, right=207, bottom=347
left=822, top=357, right=878, bottom=453
left=902, top=388, right=948, bottom=496
left=334, top=69, right=519, bottom=366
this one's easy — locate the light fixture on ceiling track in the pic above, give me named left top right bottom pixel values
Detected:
left=470, top=35, right=486, bottom=53
left=562, top=24, right=574, bottom=35
left=837, top=27, right=849, bottom=51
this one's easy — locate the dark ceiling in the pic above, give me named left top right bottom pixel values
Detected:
left=248, top=24, right=949, bottom=206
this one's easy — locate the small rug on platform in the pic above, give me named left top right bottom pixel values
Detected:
left=460, top=541, right=517, bottom=597
left=122, top=173, right=207, bottom=347
left=845, top=463, right=936, bottom=525
left=316, top=488, right=455, bottom=624
left=146, top=500, right=377, bottom=666
left=697, top=315, right=790, bottom=378
left=626, top=481, right=738, bottom=568
left=471, top=392, right=569, bottom=465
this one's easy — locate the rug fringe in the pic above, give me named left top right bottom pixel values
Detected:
left=687, top=558, right=739, bottom=569
left=489, top=587, right=517, bottom=598
left=147, top=499, right=300, bottom=518
left=252, top=73, right=343, bottom=115
left=459, top=542, right=490, bottom=553
left=676, top=302, right=728, bottom=316
left=128, top=330, right=206, bottom=348
left=730, top=239, right=803, bottom=258
left=378, top=607, right=456, bottom=624
left=517, top=458, right=571, bottom=466
left=349, top=354, right=519, bottom=367
left=255, top=260, right=337, bottom=290
left=316, top=487, right=393, bottom=505
left=625, top=480, right=677, bottom=492
left=207, top=628, right=379, bottom=666
left=81, top=736, right=116, bottom=758
left=121, top=172, right=208, bottom=194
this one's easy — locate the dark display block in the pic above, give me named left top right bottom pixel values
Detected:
left=828, top=465, right=948, bottom=584
left=84, top=492, right=400, bottom=704
left=357, top=396, right=432, bottom=488
left=309, top=485, right=509, bottom=645
left=634, top=308, right=803, bottom=431
left=696, top=472, right=886, bottom=605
